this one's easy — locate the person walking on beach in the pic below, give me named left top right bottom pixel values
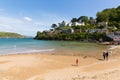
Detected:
left=103, top=51, right=109, bottom=60
left=106, top=51, right=109, bottom=60
left=76, top=58, right=78, bottom=66
left=103, top=51, right=106, bottom=60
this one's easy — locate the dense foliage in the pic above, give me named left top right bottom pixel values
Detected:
left=96, top=6, right=120, bottom=29
left=35, top=31, right=110, bottom=42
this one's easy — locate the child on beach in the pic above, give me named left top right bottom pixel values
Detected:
left=76, top=58, right=78, bottom=66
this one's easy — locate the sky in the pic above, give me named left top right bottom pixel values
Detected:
left=0, top=0, right=120, bottom=36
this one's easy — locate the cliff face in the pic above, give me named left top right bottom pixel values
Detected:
left=0, top=32, right=24, bottom=38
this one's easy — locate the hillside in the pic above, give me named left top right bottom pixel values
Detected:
left=0, top=32, right=24, bottom=38
left=35, top=5, right=120, bottom=42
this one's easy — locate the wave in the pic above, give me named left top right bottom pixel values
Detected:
left=16, top=49, right=55, bottom=54
left=0, top=49, right=55, bottom=55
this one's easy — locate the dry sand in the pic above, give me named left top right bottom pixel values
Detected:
left=0, top=45, right=120, bottom=80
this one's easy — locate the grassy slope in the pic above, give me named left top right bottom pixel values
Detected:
left=0, top=32, right=24, bottom=38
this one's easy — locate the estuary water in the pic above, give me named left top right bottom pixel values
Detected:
left=0, top=38, right=108, bottom=55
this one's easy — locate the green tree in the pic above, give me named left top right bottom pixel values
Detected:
left=96, top=12, right=110, bottom=22
left=78, top=16, right=89, bottom=23
left=71, top=18, right=78, bottom=23
left=51, top=24, right=57, bottom=29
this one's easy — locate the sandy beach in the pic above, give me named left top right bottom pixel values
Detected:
left=0, top=45, right=120, bottom=80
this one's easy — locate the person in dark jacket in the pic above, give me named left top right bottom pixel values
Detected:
left=103, top=51, right=106, bottom=60
left=105, top=51, right=109, bottom=60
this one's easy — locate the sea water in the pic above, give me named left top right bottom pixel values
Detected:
left=0, top=38, right=108, bottom=55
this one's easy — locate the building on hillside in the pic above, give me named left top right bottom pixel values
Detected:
left=72, top=22, right=85, bottom=26
left=58, top=21, right=85, bottom=27
left=98, top=22, right=108, bottom=27
left=107, top=32, right=120, bottom=44
left=67, top=22, right=72, bottom=26
left=113, top=31, right=120, bottom=42
left=113, top=35, right=120, bottom=42
left=114, top=31, right=120, bottom=35
left=61, top=28, right=74, bottom=34
left=90, top=19, right=96, bottom=24
left=52, top=27, right=62, bottom=34
left=88, top=28, right=108, bottom=33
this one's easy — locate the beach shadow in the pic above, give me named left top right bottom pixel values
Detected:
left=96, top=58, right=104, bottom=61
left=83, top=56, right=87, bottom=59
left=71, top=64, right=78, bottom=66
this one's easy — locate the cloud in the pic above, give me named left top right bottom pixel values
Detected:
left=24, top=16, right=32, bottom=22
left=0, top=16, right=52, bottom=36
left=0, top=16, right=35, bottom=36
left=0, top=12, right=68, bottom=36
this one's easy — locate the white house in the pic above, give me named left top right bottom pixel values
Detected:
left=72, top=22, right=85, bottom=26
left=67, top=22, right=72, bottom=26
left=58, top=21, right=85, bottom=27
left=98, top=22, right=108, bottom=27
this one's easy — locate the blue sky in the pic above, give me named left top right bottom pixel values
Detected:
left=0, top=0, right=120, bottom=36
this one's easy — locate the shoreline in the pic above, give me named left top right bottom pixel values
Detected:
left=0, top=44, right=116, bottom=57
left=0, top=44, right=119, bottom=57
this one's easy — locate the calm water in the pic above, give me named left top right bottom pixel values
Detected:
left=0, top=38, right=108, bottom=55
